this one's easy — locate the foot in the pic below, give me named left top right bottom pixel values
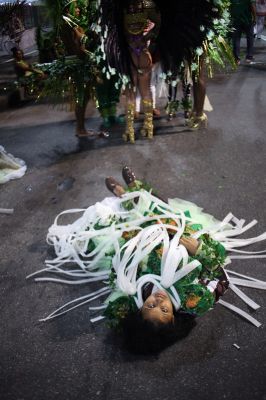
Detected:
left=123, top=128, right=135, bottom=143
left=122, top=166, right=136, bottom=188
left=187, top=113, right=208, bottom=130
left=105, top=177, right=125, bottom=197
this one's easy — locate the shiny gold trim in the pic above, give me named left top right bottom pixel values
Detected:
left=123, top=103, right=136, bottom=143
left=141, top=99, right=153, bottom=139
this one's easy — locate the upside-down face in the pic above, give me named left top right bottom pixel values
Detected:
left=141, top=290, right=174, bottom=324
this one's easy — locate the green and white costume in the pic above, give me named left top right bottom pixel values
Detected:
left=29, top=189, right=266, bottom=328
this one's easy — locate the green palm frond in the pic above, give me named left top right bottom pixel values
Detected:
left=215, top=36, right=236, bottom=69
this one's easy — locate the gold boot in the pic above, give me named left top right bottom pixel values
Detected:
left=123, top=103, right=135, bottom=144
left=187, top=112, right=208, bottom=130
left=141, top=99, right=153, bottom=139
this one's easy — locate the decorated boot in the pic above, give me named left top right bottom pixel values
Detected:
left=123, top=102, right=135, bottom=144
left=141, top=99, right=153, bottom=139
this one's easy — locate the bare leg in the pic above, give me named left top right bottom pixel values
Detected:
left=192, top=56, right=206, bottom=118
left=123, top=47, right=153, bottom=142
left=189, top=55, right=208, bottom=129
left=137, top=51, right=153, bottom=138
left=75, top=88, right=109, bottom=138
left=75, top=83, right=90, bottom=137
left=75, top=100, right=89, bottom=137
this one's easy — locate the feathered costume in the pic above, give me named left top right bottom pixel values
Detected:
left=29, top=173, right=266, bottom=331
left=31, top=0, right=121, bottom=131
left=100, top=0, right=233, bottom=80
left=36, top=0, right=99, bottom=114
left=98, top=0, right=234, bottom=140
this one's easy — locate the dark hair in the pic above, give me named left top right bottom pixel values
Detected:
left=121, top=310, right=196, bottom=354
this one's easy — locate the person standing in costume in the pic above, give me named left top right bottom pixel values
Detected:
left=60, top=0, right=102, bottom=137
left=230, top=0, right=257, bottom=64
left=122, top=1, right=161, bottom=143
left=39, top=0, right=107, bottom=138
left=100, top=0, right=234, bottom=140
left=71, top=1, right=123, bottom=130
left=100, top=0, right=161, bottom=143
left=188, top=0, right=235, bottom=129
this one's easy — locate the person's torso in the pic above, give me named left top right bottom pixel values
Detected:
left=60, top=23, right=84, bottom=57
left=231, top=0, right=254, bottom=25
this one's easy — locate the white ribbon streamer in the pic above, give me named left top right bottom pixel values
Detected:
left=218, top=299, right=262, bottom=328
left=32, top=190, right=266, bottom=328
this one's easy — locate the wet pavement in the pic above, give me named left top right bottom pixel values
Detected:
left=0, top=40, right=266, bottom=400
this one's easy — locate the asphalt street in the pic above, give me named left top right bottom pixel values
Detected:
left=0, top=42, right=266, bottom=400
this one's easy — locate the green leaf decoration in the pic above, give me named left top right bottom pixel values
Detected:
left=178, top=284, right=215, bottom=316
left=104, top=296, right=138, bottom=330
left=195, top=234, right=227, bottom=278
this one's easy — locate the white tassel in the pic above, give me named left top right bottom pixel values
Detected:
left=229, top=282, right=260, bottom=310
left=39, top=288, right=110, bottom=322
left=218, top=299, right=262, bottom=328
